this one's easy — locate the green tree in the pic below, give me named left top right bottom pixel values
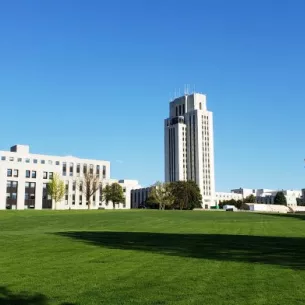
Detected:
left=244, top=194, right=256, bottom=203
left=274, top=192, right=287, bottom=205
left=103, top=183, right=125, bottom=209
left=47, top=173, right=65, bottom=210
left=146, top=182, right=174, bottom=210
left=170, top=181, right=202, bottom=210
left=80, top=173, right=100, bottom=209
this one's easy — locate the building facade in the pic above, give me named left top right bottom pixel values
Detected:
left=215, top=192, right=243, bottom=205
left=164, top=93, right=215, bottom=208
left=0, top=145, right=140, bottom=210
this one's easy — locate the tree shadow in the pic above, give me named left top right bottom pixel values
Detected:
left=56, top=231, right=305, bottom=270
left=0, top=286, right=76, bottom=305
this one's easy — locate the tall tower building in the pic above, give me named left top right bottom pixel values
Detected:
left=164, top=93, right=215, bottom=208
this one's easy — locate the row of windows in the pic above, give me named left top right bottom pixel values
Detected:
left=62, top=163, right=106, bottom=178
left=7, top=169, right=53, bottom=180
left=1, top=156, right=60, bottom=165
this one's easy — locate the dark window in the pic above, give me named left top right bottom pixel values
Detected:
left=43, top=172, right=48, bottom=179
left=17, top=158, right=22, bottom=162
left=62, top=162, right=67, bottom=176
left=7, top=169, right=12, bottom=177
left=79, top=182, right=83, bottom=192
left=103, top=166, right=106, bottom=179
left=70, top=163, right=74, bottom=176
left=25, top=158, right=30, bottom=163
left=49, top=172, right=53, bottom=179
left=199, top=102, right=202, bottom=110
left=96, top=165, right=100, bottom=177
left=183, top=104, right=185, bottom=114
left=73, top=181, right=76, bottom=191
left=83, top=164, right=87, bottom=174
left=13, top=169, right=18, bottom=177
left=25, top=170, right=30, bottom=178
left=31, top=171, right=36, bottom=179
left=176, top=106, right=178, bottom=116
left=90, top=164, right=93, bottom=174
left=56, top=161, right=60, bottom=166
left=77, top=164, right=80, bottom=175
left=9, top=157, right=14, bottom=162
left=1, top=156, right=6, bottom=161
left=179, top=105, right=182, bottom=115
left=79, top=195, right=82, bottom=205
left=33, top=159, right=38, bottom=164
left=41, top=160, right=45, bottom=164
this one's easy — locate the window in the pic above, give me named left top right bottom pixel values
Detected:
left=183, top=104, right=185, bottom=114
left=96, top=165, right=100, bottom=177
left=32, top=171, right=36, bottom=179
left=18, top=158, right=22, bottom=162
left=7, top=181, right=11, bottom=187
left=72, top=194, right=75, bottom=205
left=79, top=182, right=83, bottom=192
left=1, top=156, right=6, bottom=161
left=49, top=172, right=53, bottom=179
left=43, top=183, right=47, bottom=189
left=25, top=193, right=29, bottom=200
left=9, top=157, right=14, bottom=162
left=62, top=162, right=67, bottom=176
left=33, top=159, right=38, bottom=164
left=13, top=169, right=18, bottom=177
left=103, top=166, right=106, bottom=179
left=70, top=163, right=74, bottom=176
left=72, top=181, right=76, bottom=191
left=90, top=164, right=93, bottom=174
left=79, top=195, right=82, bottom=205
left=25, top=158, right=30, bottom=163
left=7, top=169, right=12, bottom=177
left=48, top=160, right=52, bottom=165
left=25, top=182, right=30, bottom=188
left=12, top=181, right=17, bottom=188
left=83, top=164, right=87, bottom=174
left=76, top=164, right=80, bottom=175
left=179, top=105, right=181, bottom=115
left=30, top=182, right=35, bottom=188
left=12, top=193, right=17, bottom=200
left=43, top=172, right=48, bottom=179
left=176, top=106, right=178, bottom=116
left=56, top=161, right=60, bottom=166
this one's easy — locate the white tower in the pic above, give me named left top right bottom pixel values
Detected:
left=164, top=93, right=215, bottom=208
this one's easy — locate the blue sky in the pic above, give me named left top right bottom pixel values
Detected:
left=0, top=0, right=305, bottom=191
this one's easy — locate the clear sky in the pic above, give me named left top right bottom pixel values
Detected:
left=0, top=0, right=305, bottom=191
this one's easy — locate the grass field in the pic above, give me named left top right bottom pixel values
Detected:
left=1, top=210, right=305, bottom=305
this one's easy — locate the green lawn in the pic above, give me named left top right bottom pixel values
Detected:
left=1, top=210, right=305, bottom=305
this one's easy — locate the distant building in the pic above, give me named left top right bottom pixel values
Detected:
left=231, top=187, right=301, bottom=207
left=215, top=192, right=243, bottom=205
left=131, top=187, right=152, bottom=209
left=0, top=144, right=140, bottom=210
left=164, top=93, right=215, bottom=208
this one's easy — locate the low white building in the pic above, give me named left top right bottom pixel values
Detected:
left=215, top=192, right=243, bottom=205
left=0, top=144, right=140, bottom=210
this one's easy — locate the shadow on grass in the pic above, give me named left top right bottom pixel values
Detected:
left=0, top=286, right=76, bottom=305
left=56, top=231, right=305, bottom=270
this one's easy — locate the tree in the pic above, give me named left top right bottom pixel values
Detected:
left=244, top=194, right=256, bottom=203
left=274, top=191, right=287, bottom=205
left=102, top=182, right=125, bottom=209
left=170, top=181, right=202, bottom=210
left=80, top=173, right=100, bottom=209
left=146, top=182, right=174, bottom=210
left=47, top=173, right=65, bottom=210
